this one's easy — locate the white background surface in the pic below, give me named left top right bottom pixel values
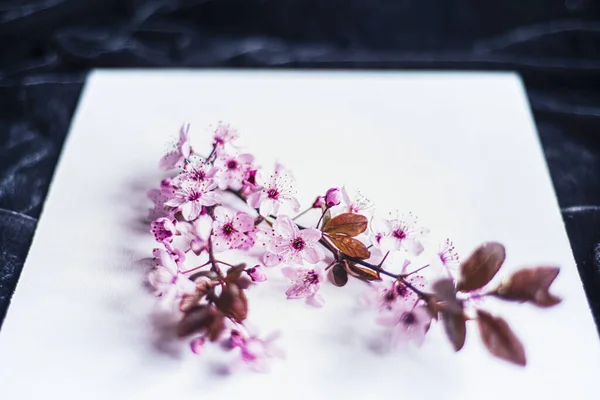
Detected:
left=0, top=71, right=598, bottom=399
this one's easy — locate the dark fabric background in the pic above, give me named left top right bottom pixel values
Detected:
left=1, top=0, right=599, bottom=334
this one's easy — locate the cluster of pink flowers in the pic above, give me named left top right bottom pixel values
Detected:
left=146, top=123, right=561, bottom=371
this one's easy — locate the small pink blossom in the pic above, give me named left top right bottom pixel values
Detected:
left=215, top=151, right=255, bottom=190
left=211, top=207, right=256, bottom=252
left=148, top=249, right=195, bottom=300
left=151, top=217, right=177, bottom=244
left=370, top=213, right=428, bottom=255
left=262, top=216, right=324, bottom=266
left=377, top=303, right=431, bottom=348
left=213, top=123, right=240, bottom=149
left=362, top=274, right=427, bottom=312
left=341, top=186, right=372, bottom=214
left=228, top=329, right=283, bottom=372
left=246, top=265, right=267, bottom=282
left=172, top=160, right=217, bottom=187
left=165, top=179, right=220, bottom=221
left=325, top=187, right=342, bottom=208
left=432, top=238, right=460, bottom=277
left=190, top=336, right=206, bottom=355
left=281, top=266, right=326, bottom=307
left=247, top=163, right=300, bottom=216
left=159, top=124, right=192, bottom=170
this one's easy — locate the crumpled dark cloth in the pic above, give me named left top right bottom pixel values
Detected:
left=1, top=0, right=600, bottom=332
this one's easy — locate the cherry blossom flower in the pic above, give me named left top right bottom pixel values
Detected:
left=150, top=217, right=177, bottom=245
left=377, top=303, right=431, bottom=348
left=247, top=163, right=300, bottom=217
left=281, top=266, right=326, bottom=307
left=246, top=265, right=267, bottom=282
left=431, top=238, right=460, bottom=277
left=262, top=216, right=324, bottom=266
left=325, top=187, right=342, bottom=207
left=362, top=273, right=427, bottom=312
left=341, top=186, right=373, bottom=214
left=159, top=124, right=192, bottom=170
left=215, top=151, right=255, bottom=190
left=148, top=248, right=195, bottom=301
left=228, top=329, right=284, bottom=372
left=370, top=213, right=428, bottom=255
left=165, top=179, right=220, bottom=221
left=172, top=160, right=217, bottom=187
left=211, top=207, right=256, bottom=252
left=213, top=123, right=240, bottom=149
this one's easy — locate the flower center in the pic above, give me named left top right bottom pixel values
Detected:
left=222, top=223, right=235, bottom=236
left=395, top=283, right=408, bottom=297
left=383, top=290, right=396, bottom=303
left=306, top=270, right=319, bottom=284
left=227, top=160, right=238, bottom=170
left=246, top=170, right=257, bottom=185
left=292, top=237, right=305, bottom=251
left=267, top=188, right=279, bottom=200
left=192, top=170, right=206, bottom=181
left=188, top=190, right=201, bottom=201
left=392, top=229, right=407, bottom=240
left=401, top=312, right=416, bottom=326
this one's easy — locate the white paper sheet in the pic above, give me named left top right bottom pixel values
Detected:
left=0, top=70, right=598, bottom=400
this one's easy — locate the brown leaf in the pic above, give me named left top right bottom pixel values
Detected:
left=432, top=278, right=461, bottom=313
left=491, top=266, right=561, bottom=307
left=432, top=278, right=466, bottom=350
left=441, top=309, right=467, bottom=352
left=456, top=242, right=506, bottom=292
left=179, top=279, right=219, bottom=312
left=215, top=283, right=248, bottom=323
left=328, top=263, right=348, bottom=287
left=225, top=263, right=247, bottom=283
left=177, top=305, right=225, bottom=341
left=344, top=261, right=381, bottom=281
left=327, top=234, right=371, bottom=259
left=476, top=309, right=526, bottom=366
left=323, top=213, right=368, bottom=237
left=189, top=270, right=219, bottom=282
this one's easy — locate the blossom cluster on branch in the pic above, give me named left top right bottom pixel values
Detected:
left=147, top=123, right=562, bottom=371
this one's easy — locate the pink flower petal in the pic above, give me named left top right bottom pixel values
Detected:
left=273, top=216, right=297, bottom=239
left=299, top=228, right=322, bottom=243
left=306, top=293, right=325, bottom=307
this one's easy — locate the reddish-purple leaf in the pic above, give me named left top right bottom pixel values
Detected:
left=328, top=263, right=349, bottom=287
left=441, top=309, right=467, bottom=351
left=456, top=242, right=506, bottom=292
left=323, top=213, right=368, bottom=237
left=491, top=266, right=561, bottom=307
left=177, top=305, right=225, bottom=341
left=216, top=283, right=248, bottom=323
left=432, top=278, right=466, bottom=350
left=225, top=263, right=247, bottom=282
left=327, top=234, right=371, bottom=259
left=343, top=261, right=381, bottom=281
left=476, top=309, right=526, bottom=366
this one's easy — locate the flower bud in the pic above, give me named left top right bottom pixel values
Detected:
left=190, top=336, right=206, bottom=355
left=312, top=196, right=325, bottom=208
left=247, top=265, right=267, bottom=282
left=325, top=187, right=342, bottom=207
